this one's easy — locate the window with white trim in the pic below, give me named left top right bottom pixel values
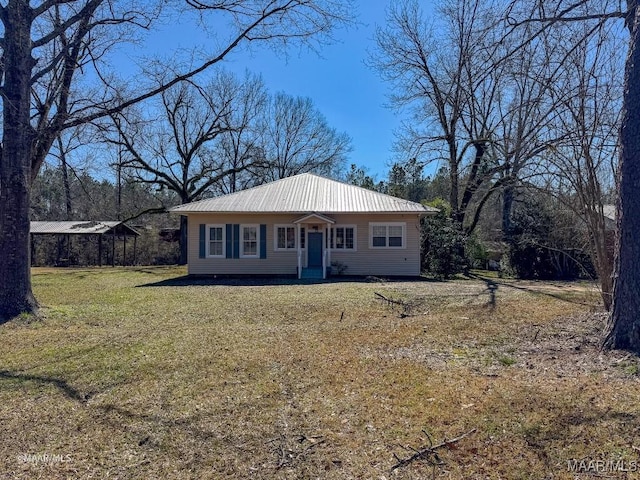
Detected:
left=240, top=224, right=259, bottom=257
left=369, top=222, right=406, bottom=249
left=329, top=225, right=356, bottom=250
left=207, top=224, right=225, bottom=257
left=275, top=225, right=297, bottom=250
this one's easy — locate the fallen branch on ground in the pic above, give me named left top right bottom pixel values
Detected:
left=375, top=292, right=422, bottom=318
left=391, top=428, right=476, bottom=472
left=268, top=433, right=326, bottom=469
left=375, top=292, right=406, bottom=307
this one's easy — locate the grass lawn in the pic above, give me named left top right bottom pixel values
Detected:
left=1, top=267, right=639, bottom=479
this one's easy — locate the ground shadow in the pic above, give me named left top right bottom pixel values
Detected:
left=485, top=278, right=498, bottom=308
left=467, top=273, right=598, bottom=307
left=137, top=275, right=436, bottom=288
left=0, top=369, right=92, bottom=403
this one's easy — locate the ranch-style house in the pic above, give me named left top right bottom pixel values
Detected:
left=170, top=173, right=437, bottom=279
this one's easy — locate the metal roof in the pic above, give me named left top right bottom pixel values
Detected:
left=30, top=221, right=140, bottom=236
left=170, top=173, right=438, bottom=214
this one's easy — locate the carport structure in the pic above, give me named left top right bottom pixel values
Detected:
left=30, top=221, right=140, bottom=266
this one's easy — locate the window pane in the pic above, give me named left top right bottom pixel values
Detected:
left=286, top=227, right=295, bottom=249
left=244, top=227, right=256, bottom=241
left=210, top=241, right=222, bottom=256
left=300, top=228, right=306, bottom=249
left=243, top=226, right=257, bottom=255
left=336, top=227, right=345, bottom=248
left=389, top=236, right=402, bottom=247
left=209, top=227, right=223, bottom=256
left=373, top=236, right=386, bottom=247
left=277, top=227, right=286, bottom=249
left=373, top=225, right=386, bottom=237
left=346, top=228, right=354, bottom=249
left=209, top=227, right=222, bottom=241
left=389, top=226, right=403, bottom=237
left=244, top=240, right=257, bottom=255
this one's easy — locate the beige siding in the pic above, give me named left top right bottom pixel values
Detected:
left=328, top=214, right=421, bottom=276
left=186, top=213, right=422, bottom=277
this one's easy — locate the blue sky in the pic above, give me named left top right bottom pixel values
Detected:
left=129, top=1, right=416, bottom=181
left=222, top=3, right=398, bottom=180
left=103, top=1, right=445, bottom=182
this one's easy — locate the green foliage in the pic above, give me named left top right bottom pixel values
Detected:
left=506, top=195, right=595, bottom=280
left=387, top=158, right=428, bottom=203
left=420, top=199, right=467, bottom=279
left=424, top=167, right=452, bottom=203
left=345, top=164, right=386, bottom=192
left=465, top=235, right=489, bottom=269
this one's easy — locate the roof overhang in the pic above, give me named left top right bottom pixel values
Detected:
left=293, top=212, right=335, bottom=224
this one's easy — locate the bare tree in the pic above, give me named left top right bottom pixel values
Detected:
left=211, top=71, right=268, bottom=195
left=372, top=0, right=509, bottom=235
left=49, top=128, right=94, bottom=221
left=260, top=92, right=352, bottom=181
left=0, top=0, right=354, bottom=321
left=105, top=74, right=268, bottom=264
left=504, top=0, right=639, bottom=351
left=486, top=19, right=574, bottom=244
left=538, top=20, right=622, bottom=309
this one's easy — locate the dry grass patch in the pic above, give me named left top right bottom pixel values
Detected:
left=1, top=268, right=639, bottom=479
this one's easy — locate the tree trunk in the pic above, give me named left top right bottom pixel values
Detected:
left=448, top=141, right=462, bottom=226
left=57, top=136, right=73, bottom=220
left=0, top=1, right=38, bottom=321
left=586, top=208, right=614, bottom=311
left=604, top=5, right=640, bottom=351
left=502, top=182, right=515, bottom=243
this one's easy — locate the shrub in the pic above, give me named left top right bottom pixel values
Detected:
left=421, top=199, right=467, bottom=279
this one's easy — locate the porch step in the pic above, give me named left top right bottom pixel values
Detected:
left=301, top=267, right=323, bottom=279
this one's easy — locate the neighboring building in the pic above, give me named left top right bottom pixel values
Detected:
left=30, top=221, right=140, bottom=266
left=602, top=205, right=616, bottom=231
left=170, top=173, right=438, bottom=278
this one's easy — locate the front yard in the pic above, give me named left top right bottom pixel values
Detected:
left=1, top=267, right=638, bottom=479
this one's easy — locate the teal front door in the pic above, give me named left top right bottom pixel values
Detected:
left=307, top=232, right=323, bottom=268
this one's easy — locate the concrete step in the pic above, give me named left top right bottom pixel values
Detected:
left=301, top=267, right=323, bottom=279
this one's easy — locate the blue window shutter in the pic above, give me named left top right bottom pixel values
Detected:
left=260, top=224, right=267, bottom=259
left=233, top=224, right=240, bottom=258
left=225, top=224, right=233, bottom=259
left=199, top=224, right=206, bottom=258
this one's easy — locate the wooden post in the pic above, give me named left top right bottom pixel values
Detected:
left=111, top=232, right=115, bottom=267
left=98, top=234, right=103, bottom=267
left=30, top=233, right=35, bottom=266
left=123, top=233, right=127, bottom=266
left=133, top=236, right=137, bottom=265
